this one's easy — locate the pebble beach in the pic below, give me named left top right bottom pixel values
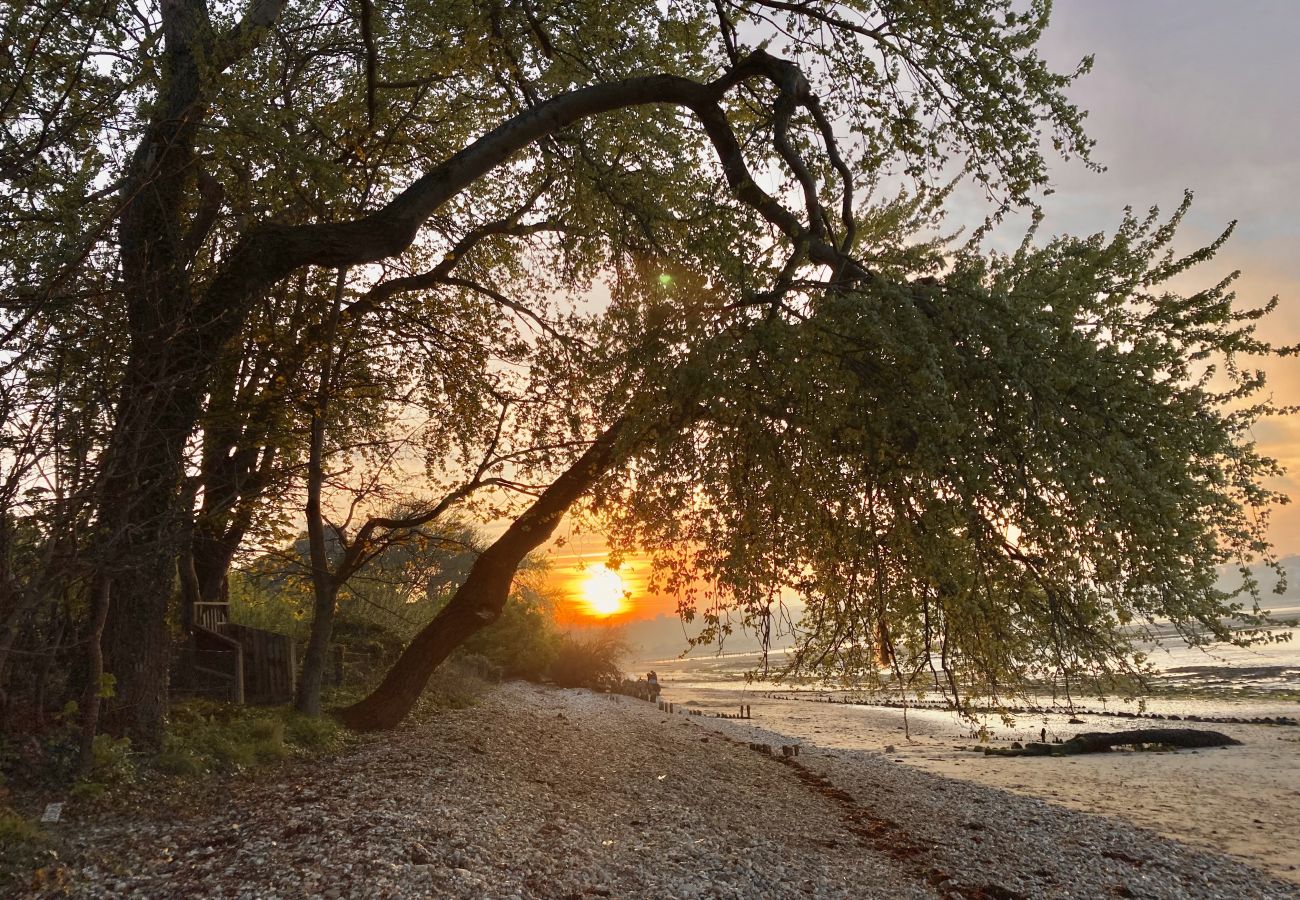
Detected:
left=27, top=680, right=1299, bottom=899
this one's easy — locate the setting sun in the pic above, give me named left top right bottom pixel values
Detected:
left=581, top=565, right=628, bottom=617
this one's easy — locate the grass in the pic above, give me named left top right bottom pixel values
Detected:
left=0, top=702, right=350, bottom=890
left=0, top=659, right=515, bottom=889
left=1, top=654, right=513, bottom=881
left=157, top=699, right=343, bottom=778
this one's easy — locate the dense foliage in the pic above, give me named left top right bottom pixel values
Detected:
left=604, top=201, right=1292, bottom=702
left=0, top=0, right=1290, bottom=743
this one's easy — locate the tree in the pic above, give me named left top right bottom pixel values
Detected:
left=599, top=203, right=1293, bottom=705
left=0, top=1, right=1287, bottom=743
left=292, top=283, right=515, bottom=714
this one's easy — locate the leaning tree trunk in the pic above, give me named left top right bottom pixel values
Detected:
left=337, top=419, right=628, bottom=731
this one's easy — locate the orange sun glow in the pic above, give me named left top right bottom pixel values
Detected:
left=580, top=565, right=628, bottom=617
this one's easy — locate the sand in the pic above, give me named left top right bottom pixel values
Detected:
left=663, top=684, right=1300, bottom=883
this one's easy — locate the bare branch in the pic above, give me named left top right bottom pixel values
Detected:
left=198, top=50, right=868, bottom=334
left=356, top=0, right=379, bottom=130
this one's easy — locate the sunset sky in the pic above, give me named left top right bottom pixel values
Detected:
left=1027, top=2, right=1300, bottom=550
left=546, top=533, right=669, bottom=625
left=547, top=2, right=1300, bottom=623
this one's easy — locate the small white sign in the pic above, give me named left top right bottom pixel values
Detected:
left=40, top=802, right=64, bottom=823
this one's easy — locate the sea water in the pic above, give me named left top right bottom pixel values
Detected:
left=642, top=602, right=1300, bottom=744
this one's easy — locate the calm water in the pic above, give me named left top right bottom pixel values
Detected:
left=640, top=602, right=1300, bottom=738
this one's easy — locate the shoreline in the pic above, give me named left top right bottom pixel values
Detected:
left=660, top=681, right=1300, bottom=883
left=757, top=690, right=1300, bottom=728
left=27, top=680, right=1299, bottom=898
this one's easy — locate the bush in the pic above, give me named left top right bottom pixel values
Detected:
left=422, top=659, right=489, bottom=710
left=153, top=748, right=205, bottom=777
left=460, top=595, right=559, bottom=681
left=455, top=652, right=503, bottom=683
left=63, top=733, right=137, bottom=807
left=87, top=734, right=136, bottom=785
left=0, top=808, right=50, bottom=887
left=0, top=703, right=81, bottom=789
left=283, top=712, right=340, bottom=751
left=158, top=701, right=340, bottom=776
left=0, top=809, right=46, bottom=847
left=68, top=780, right=107, bottom=802
left=549, top=632, right=629, bottom=691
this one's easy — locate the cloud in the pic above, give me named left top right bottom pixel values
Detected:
left=1038, top=0, right=1300, bottom=241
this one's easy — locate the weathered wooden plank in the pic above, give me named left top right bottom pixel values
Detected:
left=218, top=623, right=296, bottom=705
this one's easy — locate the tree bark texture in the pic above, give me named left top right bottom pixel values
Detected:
left=97, top=0, right=215, bottom=747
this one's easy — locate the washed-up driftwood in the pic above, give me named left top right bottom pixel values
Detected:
left=984, top=728, right=1241, bottom=757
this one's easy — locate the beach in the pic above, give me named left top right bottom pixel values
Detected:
left=640, top=603, right=1300, bottom=884
left=29, top=680, right=1299, bottom=898
left=656, top=680, right=1300, bottom=884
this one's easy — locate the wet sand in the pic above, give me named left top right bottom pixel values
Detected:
left=663, top=683, right=1300, bottom=882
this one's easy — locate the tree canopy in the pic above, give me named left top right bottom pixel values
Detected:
left=0, top=0, right=1290, bottom=742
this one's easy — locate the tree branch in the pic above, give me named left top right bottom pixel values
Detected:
left=197, top=50, right=868, bottom=338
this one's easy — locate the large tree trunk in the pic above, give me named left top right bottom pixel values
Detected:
left=97, top=368, right=205, bottom=747
left=337, top=419, right=628, bottom=731
left=98, top=0, right=213, bottom=747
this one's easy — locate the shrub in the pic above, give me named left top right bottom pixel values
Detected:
left=0, top=808, right=50, bottom=886
left=167, top=698, right=244, bottom=726
left=0, top=703, right=81, bottom=789
left=283, top=712, right=340, bottom=751
left=455, top=652, right=504, bottom=683
left=158, top=703, right=339, bottom=777
left=549, top=632, right=629, bottom=691
left=153, top=749, right=205, bottom=777
left=87, top=734, right=136, bottom=785
left=460, top=595, right=558, bottom=681
left=423, top=659, right=489, bottom=710
left=68, top=780, right=107, bottom=802
left=0, top=809, right=46, bottom=847
left=207, top=733, right=257, bottom=770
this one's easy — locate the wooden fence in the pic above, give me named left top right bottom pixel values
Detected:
left=174, top=614, right=296, bottom=706
left=173, top=626, right=244, bottom=703
left=220, top=623, right=296, bottom=705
